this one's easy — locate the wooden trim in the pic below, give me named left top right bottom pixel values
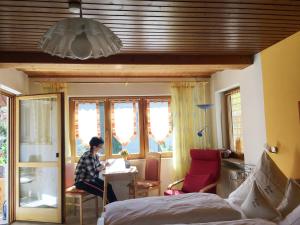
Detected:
left=226, top=92, right=234, bottom=150
left=16, top=162, right=58, bottom=167
left=224, top=87, right=240, bottom=96
left=16, top=93, right=59, bottom=100
left=160, top=152, right=173, bottom=158
left=105, top=99, right=112, bottom=160
left=8, top=96, right=16, bottom=223
left=70, top=97, right=106, bottom=103
left=223, top=93, right=230, bottom=149
left=142, top=99, right=149, bottom=157
left=69, top=99, right=76, bottom=163
left=0, top=52, right=253, bottom=65
left=60, top=93, right=65, bottom=223
left=0, top=90, right=14, bottom=98
left=139, top=100, right=146, bottom=159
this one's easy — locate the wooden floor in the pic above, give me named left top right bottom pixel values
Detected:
left=12, top=198, right=101, bottom=225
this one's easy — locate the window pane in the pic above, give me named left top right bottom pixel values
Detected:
left=112, top=101, right=140, bottom=155
left=19, top=167, right=58, bottom=208
left=148, top=101, right=173, bottom=152
left=75, top=102, right=105, bottom=157
left=19, top=98, right=58, bottom=162
left=230, top=91, right=243, bottom=153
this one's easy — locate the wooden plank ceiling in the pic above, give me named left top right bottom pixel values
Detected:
left=0, top=0, right=300, bottom=78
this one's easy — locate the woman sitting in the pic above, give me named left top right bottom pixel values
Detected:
left=74, top=136, right=117, bottom=203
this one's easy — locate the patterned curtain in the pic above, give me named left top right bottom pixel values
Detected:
left=147, top=99, right=172, bottom=144
left=74, top=100, right=101, bottom=146
left=111, top=100, right=137, bottom=147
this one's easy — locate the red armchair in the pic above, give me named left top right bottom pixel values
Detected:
left=164, top=149, right=221, bottom=196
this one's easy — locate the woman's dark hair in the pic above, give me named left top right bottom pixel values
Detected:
left=89, top=137, right=104, bottom=152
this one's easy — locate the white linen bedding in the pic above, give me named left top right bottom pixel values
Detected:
left=102, top=193, right=241, bottom=225
left=163, top=218, right=277, bottom=225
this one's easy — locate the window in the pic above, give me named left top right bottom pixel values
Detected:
left=225, top=88, right=243, bottom=154
left=111, top=100, right=140, bottom=156
left=74, top=101, right=105, bottom=157
left=146, top=99, right=173, bottom=153
left=70, top=97, right=172, bottom=161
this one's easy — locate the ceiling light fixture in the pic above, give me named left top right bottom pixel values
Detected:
left=39, top=1, right=122, bottom=60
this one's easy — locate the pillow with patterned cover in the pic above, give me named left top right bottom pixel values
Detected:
left=229, top=152, right=287, bottom=208
left=279, top=204, right=300, bottom=225
left=277, top=179, right=300, bottom=217
left=241, top=180, right=281, bottom=221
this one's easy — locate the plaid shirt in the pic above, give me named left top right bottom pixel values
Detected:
left=75, top=151, right=102, bottom=183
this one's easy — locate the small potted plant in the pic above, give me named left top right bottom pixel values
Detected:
left=120, top=149, right=129, bottom=160
left=120, top=149, right=130, bottom=168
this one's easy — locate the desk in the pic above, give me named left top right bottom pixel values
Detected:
left=102, top=160, right=138, bottom=209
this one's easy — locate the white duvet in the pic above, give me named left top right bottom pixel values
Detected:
left=163, top=218, right=277, bottom=225
left=102, top=193, right=241, bottom=225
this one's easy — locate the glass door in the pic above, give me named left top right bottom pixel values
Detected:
left=15, top=94, right=63, bottom=223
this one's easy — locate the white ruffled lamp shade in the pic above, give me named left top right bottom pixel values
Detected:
left=39, top=18, right=123, bottom=60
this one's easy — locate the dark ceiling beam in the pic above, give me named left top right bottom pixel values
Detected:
left=0, top=52, right=253, bottom=65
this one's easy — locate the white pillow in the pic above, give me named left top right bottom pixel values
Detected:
left=278, top=179, right=300, bottom=217
left=253, top=152, right=287, bottom=208
left=241, top=180, right=281, bottom=221
left=228, top=152, right=287, bottom=208
left=228, top=173, right=255, bottom=206
left=279, top=204, right=300, bottom=225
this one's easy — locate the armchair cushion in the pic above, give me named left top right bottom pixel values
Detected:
left=182, top=173, right=213, bottom=193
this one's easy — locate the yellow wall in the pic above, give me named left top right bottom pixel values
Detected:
left=261, top=31, right=300, bottom=178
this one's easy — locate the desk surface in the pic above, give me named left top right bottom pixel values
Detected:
left=102, top=158, right=138, bottom=176
left=103, top=166, right=138, bottom=176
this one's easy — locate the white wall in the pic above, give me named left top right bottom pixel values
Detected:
left=0, top=68, right=29, bottom=94
left=210, top=54, right=266, bottom=165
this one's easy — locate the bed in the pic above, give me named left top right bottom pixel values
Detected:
left=162, top=218, right=277, bottom=225
left=97, top=193, right=242, bottom=225
left=97, top=152, right=300, bottom=225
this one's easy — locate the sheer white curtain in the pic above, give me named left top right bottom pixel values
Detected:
left=171, top=82, right=209, bottom=179
left=20, top=99, right=53, bottom=144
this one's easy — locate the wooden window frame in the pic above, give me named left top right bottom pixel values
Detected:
left=224, top=88, right=244, bottom=157
left=69, top=96, right=173, bottom=161
left=144, top=96, right=172, bottom=158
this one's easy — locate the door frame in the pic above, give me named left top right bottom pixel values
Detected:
left=0, top=90, right=15, bottom=224
left=14, top=93, right=65, bottom=223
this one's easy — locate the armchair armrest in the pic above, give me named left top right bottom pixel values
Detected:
left=199, top=182, right=218, bottom=193
left=167, top=178, right=184, bottom=190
